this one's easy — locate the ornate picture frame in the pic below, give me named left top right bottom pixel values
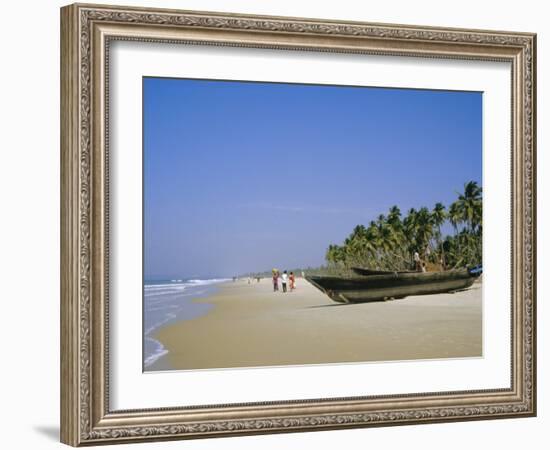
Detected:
left=60, top=3, right=536, bottom=446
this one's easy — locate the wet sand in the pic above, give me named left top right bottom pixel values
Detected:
left=150, top=277, right=482, bottom=371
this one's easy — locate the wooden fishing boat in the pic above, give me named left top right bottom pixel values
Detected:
left=351, top=267, right=415, bottom=276
left=306, top=267, right=482, bottom=304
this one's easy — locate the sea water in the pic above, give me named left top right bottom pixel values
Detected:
left=143, top=278, right=229, bottom=368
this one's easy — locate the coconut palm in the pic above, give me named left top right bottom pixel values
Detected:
left=448, top=201, right=461, bottom=234
left=325, top=181, right=482, bottom=272
left=431, top=202, right=446, bottom=268
left=455, top=181, right=482, bottom=233
left=387, top=206, right=402, bottom=229
left=326, top=244, right=345, bottom=266
left=347, top=225, right=374, bottom=266
left=403, top=207, right=417, bottom=245
left=414, top=207, right=434, bottom=259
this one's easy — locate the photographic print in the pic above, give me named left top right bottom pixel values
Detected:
left=143, top=78, right=483, bottom=371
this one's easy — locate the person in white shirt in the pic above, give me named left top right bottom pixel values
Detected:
left=281, top=270, right=289, bottom=293
left=414, top=251, right=421, bottom=272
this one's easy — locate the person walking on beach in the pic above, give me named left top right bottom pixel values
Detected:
left=281, top=270, right=289, bottom=293
left=272, top=269, right=279, bottom=292
left=289, top=272, right=296, bottom=291
left=414, top=251, right=422, bottom=272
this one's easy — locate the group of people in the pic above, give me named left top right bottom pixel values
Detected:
left=245, top=276, right=261, bottom=284
left=272, top=269, right=295, bottom=293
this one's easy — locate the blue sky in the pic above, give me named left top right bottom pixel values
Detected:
left=143, top=78, right=482, bottom=280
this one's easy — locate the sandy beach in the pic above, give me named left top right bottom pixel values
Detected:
left=149, top=277, right=482, bottom=371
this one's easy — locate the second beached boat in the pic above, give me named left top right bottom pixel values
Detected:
left=306, top=267, right=482, bottom=304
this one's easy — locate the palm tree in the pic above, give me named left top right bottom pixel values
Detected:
left=403, top=207, right=417, bottom=244
left=326, top=244, right=345, bottom=266
left=455, top=181, right=482, bottom=233
left=448, top=201, right=461, bottom=234
left=431, top=202, right=446, bottom=268
left=415, top=207, right=434, bottom=261
left=379, top=206, right=412, bottom=269
left=324, top=181, right=482, bottom=272
left=347, top=225, right=373, bottom=266
left=376, top=219, right=398, bottom=269
left=387, top=206, right=402, bottom=230
left=432, top=202, right=446, bottom=231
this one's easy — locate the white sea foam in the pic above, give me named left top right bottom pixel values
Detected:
left=144, top=283, right=188, bottom=290
left=143, top=279, right=229, bottom=369
left=144, top=278, right=229, bottom=292
left=185, top=278, right=231, bottom=286
left=143, top=336, right=169, bottom=368
left=144, top=287, right=188, bottom=297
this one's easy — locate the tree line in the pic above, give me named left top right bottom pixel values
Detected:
left=325, top=181, right=482, bottom=272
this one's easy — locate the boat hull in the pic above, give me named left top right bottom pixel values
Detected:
left=306, top=269, right=478, bottom=303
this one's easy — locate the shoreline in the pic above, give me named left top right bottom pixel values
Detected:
left=148, top=277, right=482, bottom=371
left=143, top=281, right=229, bottom=371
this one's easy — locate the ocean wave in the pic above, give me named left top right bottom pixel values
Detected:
left=186, top=278, right=231, bottom=286
left=144, top=287, right=188, bottom=297
left=145, top=278, right=230, bottom=289
left=143, top=283, right=218, bottom=368
left=143, top=336, right=169, bottom=368
left=144, top=283, right=188, bottom=290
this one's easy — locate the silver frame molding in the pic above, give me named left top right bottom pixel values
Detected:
left=60, top=3, right=536, bottom=446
